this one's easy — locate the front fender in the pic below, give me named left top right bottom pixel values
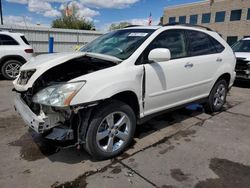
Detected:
left=70, top=64, right=144, bottom=106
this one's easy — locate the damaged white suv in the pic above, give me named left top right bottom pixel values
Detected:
left=13, top=25, right=236, bottom=159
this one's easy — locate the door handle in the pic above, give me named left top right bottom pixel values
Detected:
left=216, top=57, right=223, bottom=62
left=184, top=62, right=194, bottom=68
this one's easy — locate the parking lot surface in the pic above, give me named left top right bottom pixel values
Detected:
left=0, top=80, right=250, bottom=188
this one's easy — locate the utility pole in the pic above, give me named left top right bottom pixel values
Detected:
left=0, top=0, right=3, bottom=25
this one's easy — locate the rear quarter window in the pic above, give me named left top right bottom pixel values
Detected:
left=0, top=34, right=19, bottom=45
left=21, top=36, right=30, bottom=45
left=186, top=30, right=218, bottom=56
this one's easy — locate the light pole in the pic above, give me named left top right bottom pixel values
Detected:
left=0, top=0, right=3, bottom=25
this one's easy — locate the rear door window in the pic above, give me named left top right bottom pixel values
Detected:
left=0, top=34, right=19, bottom=45
left=186, top=30, right=217, bottom=56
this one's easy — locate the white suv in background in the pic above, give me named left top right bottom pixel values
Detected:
left=13, top=25, right=236, bottom=160
left=0, top=31, right=34, bottom=80
left=232, top=38, right=250, bottom=81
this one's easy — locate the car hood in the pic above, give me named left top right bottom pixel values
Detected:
left=21, top=52, right=122, bottom=70
left=235, top=52, right=250, bottom=61
left=14, top=52, right=122, bottom=91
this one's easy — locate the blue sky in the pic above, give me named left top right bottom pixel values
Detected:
left=2, top=0, right=201, bottom=30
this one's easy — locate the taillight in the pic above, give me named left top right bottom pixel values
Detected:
left=24, top=49, right=34, bottom=53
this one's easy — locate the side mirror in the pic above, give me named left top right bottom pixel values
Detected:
left=148, top=48, right=171, bottom=63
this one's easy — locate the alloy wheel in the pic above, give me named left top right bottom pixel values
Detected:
left=96, top=111, right=131, bottom=153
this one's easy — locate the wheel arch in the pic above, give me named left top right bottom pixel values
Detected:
left=0, top=55, right=27, bottom=66
left=110, top=90, right=140, bottom=118
left=215, top=73, right=231, bottom=88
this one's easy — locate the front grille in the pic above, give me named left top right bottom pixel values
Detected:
left=235, top=58, right=249, bottom=71
left=18, top=70, right=36, bottom=85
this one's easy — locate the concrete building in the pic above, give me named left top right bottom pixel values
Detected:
left=163, top=0, right=250, bottom=45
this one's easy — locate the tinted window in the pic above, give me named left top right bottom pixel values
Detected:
left=186, top=30, right=217, bottom=56
left=215, top=11, right=226, bottom=22
left=227, top=36, right=238, bottom=46
left=21, top=36, right=30, bottom=45
left=190, top=15, right=198, bottom=24
left=230, top=9, right=242, bottom=21
left=0, top=34, right=19, bottom=45
left=232, top=40, right=250, bottom=52
left=148, top=30, right=187, bottom=59
left=169, top=17, right=176, bottom=24
left=247, top=9, right=250, bottom=20
left=202, top=13, right=211, bottom=23
left=210, top=37, right=225, bottom=53
left=179, top=16, right=186, bottom=24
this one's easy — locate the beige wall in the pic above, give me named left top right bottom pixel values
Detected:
left=163, top=0, right=250, bottom=41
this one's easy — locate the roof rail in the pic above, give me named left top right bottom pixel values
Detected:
left=124, top=25, right=141, bottom=28
left=163, top=22, right=214, bottom=31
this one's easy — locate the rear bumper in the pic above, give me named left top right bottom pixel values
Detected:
left=14, top=93, right=47, bottom=133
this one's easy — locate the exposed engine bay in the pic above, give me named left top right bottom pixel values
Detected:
left=15, top=55, right=117, bottom=145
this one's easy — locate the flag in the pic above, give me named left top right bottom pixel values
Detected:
left=148, top=12, right=152, bottom=26
left=65, top=5, right=73, bottom=17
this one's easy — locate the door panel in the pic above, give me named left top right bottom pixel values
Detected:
left=143, top=29, right=221, bottom=116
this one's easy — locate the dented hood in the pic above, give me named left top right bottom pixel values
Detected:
left=14, top=52, right=122, bottom=91
left=21, top=52, right=122, bottom=70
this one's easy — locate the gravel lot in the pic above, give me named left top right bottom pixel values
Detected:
left=0, top=79, right=250, bottom=188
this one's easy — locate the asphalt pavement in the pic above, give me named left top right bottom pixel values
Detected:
left=0, top=79, right=250, bottom=188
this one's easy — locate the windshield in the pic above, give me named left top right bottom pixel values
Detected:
left=80, top=29, right=155, bottom=60
left=232, top=39, right=250, bottom=52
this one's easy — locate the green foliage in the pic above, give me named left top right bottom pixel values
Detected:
left=52, top=16, right=94, bottom=30
left=109, top=22, right=132, bottom=31
left=52, top=5, right=95, bottom=30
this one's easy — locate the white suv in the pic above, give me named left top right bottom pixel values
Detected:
left=0, top=31, right=34, bottom=80
left=13, top=25, right=236, bottom=159
left=232, top=38, right=250, bottom=80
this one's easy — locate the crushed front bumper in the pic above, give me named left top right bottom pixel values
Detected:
left=14, top=93, right=75, bottom=141
left=14, top=93, right=47, bottom=133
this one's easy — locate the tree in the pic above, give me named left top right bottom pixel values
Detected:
left=109, top=22, right=132, bottom=31
left=52, top=4, right=94, bottom=30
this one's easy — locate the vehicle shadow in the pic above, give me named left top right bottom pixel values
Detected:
left=234, top=80, right=250, bottom=88
left=10, top=100, right=237, bottom=164
left=20, top=104, right=205, bottom=164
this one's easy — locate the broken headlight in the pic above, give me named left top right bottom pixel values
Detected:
left=32, top=81, right=86, bottom=107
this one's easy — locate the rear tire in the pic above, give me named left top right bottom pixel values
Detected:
left=85, top=100, right=136, bottom=160
left=1, top=59, right=22, bottom=80
left=204, top=79, right=228, bottom=113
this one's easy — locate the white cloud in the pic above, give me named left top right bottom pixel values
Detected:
left=6, top=0, right=27, bottom=4
left=80, top=0, right=139, bottom=8
left=28, top=0, right=52, bottom=12
left=101, top=17, right=160, bottom=31
left=44, top=9, right=61, bottom=17
left=3, top=15, right=49, bottom=27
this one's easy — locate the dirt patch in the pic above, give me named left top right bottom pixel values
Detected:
left=9, top=131, right=59, bottom=161
left=23, top=169, right=31, bottom=174
left=195, top=158, right=250, bottom=188
left=173, top=129, right=196, bottom=141
left=128, top=158, right=135, bottom=162
left=159, top=145, right=175, bottom=155
left=161, top=185, right=177, bottom=188
left=52, top=174, right=88, bottom=188
left=110, top=165, right=122, bottom=174
left=170, top=169, right=189, bottom=182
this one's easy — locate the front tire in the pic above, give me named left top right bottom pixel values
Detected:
left=1, top=59, right=22, bottom=80
left=204, top=79, right=228, bottom=113
left=85, top=100, right=136, bottom=160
